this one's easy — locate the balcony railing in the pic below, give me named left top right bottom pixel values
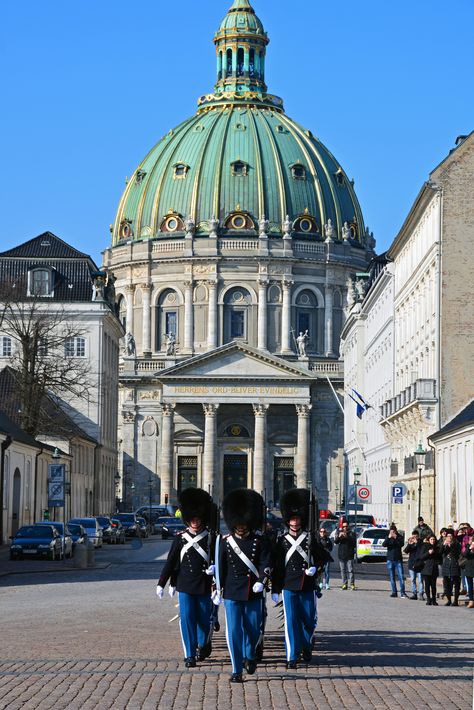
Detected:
left=380, top=378, right=437, bottom=420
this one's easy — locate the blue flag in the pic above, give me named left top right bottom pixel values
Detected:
left=349, top=389, right=371, bottom=419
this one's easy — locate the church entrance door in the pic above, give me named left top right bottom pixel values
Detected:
left=273, top=457, right=295, bottom=507
left=223, top=455, right=248, bottom=498
left=178, top=456, right=198, bottom=494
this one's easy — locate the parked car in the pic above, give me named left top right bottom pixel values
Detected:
left=67, top=523, right=88, bottom=550
left=110, top=518, right=126, bottom=544
left=96, top=516, right=118, bottom=544
left=339, top=513, right=377, bottom=529
left=160, top=517, right=187, bottom=539
left=137, top=516, right=149, bottom=538
left=113, top=513, right=140, bottom=536
left=356, top=527, right=390, bottom=562
left=9, top=524, right=63, bottom=561
left=68, top=517, right=103, bottom=547
left=35, top=521, right=73, bottom=559
left=135, top=505, right=179, bottom=521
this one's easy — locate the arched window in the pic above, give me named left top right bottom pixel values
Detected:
left=237, top=48, right=244, bottom=77
left=224, top=287, right=251, bottom=343
left=226, top=49, right=233, bottom=77
left=294, top=290, right=322, bottom=354
left=118, top=296, right=127, bottom=331
left=218, top=51, right=223, bottom=80
left=157, top=289, right=179, bottom=351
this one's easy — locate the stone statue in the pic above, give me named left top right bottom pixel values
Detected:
left=92, top=274, right=106, bottom=301
left=297, top=330, right=309, bottom=357
left=209, top=216, right=219, bottom=237
left=355, top=278, right=367, bottom=301
left=259, top=215, right=269, bottom=236
left=346, top=277, right=356, bottom=308
left=125, top=332, right=136, bottom=357
left=282, top=214, right=292, bottom=237
left=184, top=215, right=195, bottom=235
left=342, top=222, right=351, bottom=242
left=104, top=272, right=116, bottom=306
left=165, top=332, right=176, bottom=356
left=324, top=219, right=335, bottom=242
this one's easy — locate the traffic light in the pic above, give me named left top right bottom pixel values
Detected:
left=43, top=509, right=50, bottom=520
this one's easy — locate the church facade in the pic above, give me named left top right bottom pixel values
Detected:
left=102, top=0, right=375, bottom=508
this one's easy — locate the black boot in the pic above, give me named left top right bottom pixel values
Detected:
left=302, top=649, right=312, bottom=662
left=197, top=642, right=212, bottom=661
left=185, top=657, right=196, bottom=668
left=287, top=660, right=298, bottom=670
left=230, top=673, right=243, bottom=683
left=244, top=659, right=257, bottom=675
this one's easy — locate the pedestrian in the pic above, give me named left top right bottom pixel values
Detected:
left=156, top=488, right=215, bottom=669
left=271, top=489, right=328, bottom=669
left=318, top=526, right=334, bottom=590
left=463, top=534, right=474, bottom=608
left=217, top=488, right=272, bottom=683
left=441, top=532, right=461, bottom=606
left=419, top=534, right=442, bottom=606
left=334, top=521, right=357, bottom=590
left=383, top=524, right=407, bottom=598
left=455, top=522, right=473, bottom=594
left=414, top=517, right=434, bottom=542
left=404, top=530, right=424, bottom=600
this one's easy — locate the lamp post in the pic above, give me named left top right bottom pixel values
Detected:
left=414, top=442, right=427, bottom=521
left=353, top=466, right=361, bottom=537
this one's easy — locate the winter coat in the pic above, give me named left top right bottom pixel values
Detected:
left=419, top=543, right=441, bottom=577
left=456, top=527, right=474, bottom=554
left=334, top=530, right=356, bottom=561
left=382, top=533, right=404, bottom=562
left=414, top=523, right=434, bottom=542
left=463, top=547, right=474, bottom=578
left=441, top=541, right=461, bottom=577
left=404, top=540, right=424, bottom=570
left=318, top=535, right=334, bottom=554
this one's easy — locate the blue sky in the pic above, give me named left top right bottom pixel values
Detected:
left=2, top=0, right=473, bottom=264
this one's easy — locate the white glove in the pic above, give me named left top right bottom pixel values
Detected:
left=305, top=566, right=317, bottom=577
left=205, top=564, right=215, bottom=576
left=211, top=589, right=222, bottom=606
left=271, top=593, right=280, bottom=604
left=156, top=585, right=164, bottom=599
left=169, top=586, right=176, bottom=597
left=252, top=582, right=264, bottom=593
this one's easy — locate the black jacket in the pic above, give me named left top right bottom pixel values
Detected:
left=441, top=541, right=461, bottom=577
left=382, top=534, right=404, bottom=562
left=158, top=528, right=215, bottom=596
left=334, top=530, right=356, bottom=561
left=419, top=543, right=441, bottom=577
left=219, top=532, right=272, bottom=602
left=463, top=547, right=474, bottom=577
left=414, top=523, right=434, bottom=542
left=404, top=540, right=424, bottom=570
left=272, top=531, right=329, bottom=594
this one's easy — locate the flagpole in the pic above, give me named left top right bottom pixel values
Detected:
left=326, top=376, right=366, bottom=460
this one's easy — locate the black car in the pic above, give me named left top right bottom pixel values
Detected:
left=160, top=517, right=187, bottom=539
left=67, top=523, right=88, bottom=549
left=110, top=518, right=126, bottom=544
left=96, top=516, right=118, bottom=544
left=137, top=516, right=149, bottom=538
left=9, top=525, right=63, bottom=561
left=113, top=513, right=140, bottom=536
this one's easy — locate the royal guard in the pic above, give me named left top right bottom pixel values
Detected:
left=216, top=488, right=272, bottom=683
left=156, top=488, right=215, bottom=669
left=271, top=488, right=327, bottom=669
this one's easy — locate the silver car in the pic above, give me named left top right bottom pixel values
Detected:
left=68, top=517, right=103, bottom=548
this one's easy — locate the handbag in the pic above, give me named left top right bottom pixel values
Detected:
left=413, top=559, right=425, bottom=573
left=458, top=555, right=467, bottom=569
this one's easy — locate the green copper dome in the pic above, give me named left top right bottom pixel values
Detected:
left=112, top=2, right=365, bottom=245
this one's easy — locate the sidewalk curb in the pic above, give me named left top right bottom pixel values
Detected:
left=0, top=563, right=111, bottom=578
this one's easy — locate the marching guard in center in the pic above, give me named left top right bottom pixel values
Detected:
left=271, top=488, right=329, bottom=669
left=216, top=488, right=272, bottom=683
left=156, top=488, right=216, bottom=669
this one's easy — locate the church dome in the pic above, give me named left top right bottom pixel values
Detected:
left=112, top=1, right=365, bottom=246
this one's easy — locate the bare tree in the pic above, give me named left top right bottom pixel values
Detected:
left=0, top=280, right=94, bottom=437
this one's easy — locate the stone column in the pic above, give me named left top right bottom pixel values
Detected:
left=202, top=404, right=219, bottom=496
left=141, top=284, right=152, bottom=356
left=183, top=280, right=194, bottom=354
left=257, top=279, right=268, bottom=350
left=207, top=281, right=218, bottom=350
left=295, top=404, right=312, bottom=489
left=324, top=285, right=334, bottom=357
left=160, top=403, right=175, bottom=504
left=125, top=285, right=135, bottom=334
left=281, top=279, right=293, bottom=355
left=253, top=404, right=269, bottom=497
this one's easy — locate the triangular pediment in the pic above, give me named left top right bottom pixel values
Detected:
left=159, top=342, right=314, bottom=381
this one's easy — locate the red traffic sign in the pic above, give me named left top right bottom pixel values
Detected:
left=356, top=485, right=372, bottom=502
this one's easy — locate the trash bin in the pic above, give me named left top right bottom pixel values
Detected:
left=86, top=540, right=96, bottom=567
left=73, top=543, right=87, bottom=569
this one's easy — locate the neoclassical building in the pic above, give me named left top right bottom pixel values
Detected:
left=103, top=0, right=375, bottom=508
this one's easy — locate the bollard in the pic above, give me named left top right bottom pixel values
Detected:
left=73, top=543, right=87, bottom=569
left=86, top=540, right=96, bottom=567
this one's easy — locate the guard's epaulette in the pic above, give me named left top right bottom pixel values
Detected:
left=177, top=530, right=186, bottom=537
left=223, top=533, right=231, bottom=540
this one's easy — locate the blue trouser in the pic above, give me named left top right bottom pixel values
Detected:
left=323, top=562, right=330, bottom=587
left=224, top=599, right=262, bottom=674
left=387, top=561, right=405, bottom=594
left=409, top=568, right=424, bottom=595
left=282, top=589, right=318, bottom=662
left=178, top=592, right=212, bottom=659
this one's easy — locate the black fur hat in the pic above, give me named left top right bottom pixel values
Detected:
left=280, top=488, right=310, bottom=527
left=179, top=488, right=212, bottom=526
left=223, top=488, right=264, bottom=532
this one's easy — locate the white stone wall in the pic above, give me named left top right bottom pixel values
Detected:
left=433, top=426, right=474, bottom=529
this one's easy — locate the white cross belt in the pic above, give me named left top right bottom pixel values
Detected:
left=180, top=530, right=210, bottom=565
left=284, top=532, right=310, bottom=567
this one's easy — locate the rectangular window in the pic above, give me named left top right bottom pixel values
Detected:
left=38, top=339, right=48, bottom=357
left=31, top=269, right=51, bottom=296
left=65, top=337, right=86, bottom=358
left=1, top=337, right=12, bottom=357
left=230, top=310, right=245, bottom=338
left=165, top=312, right=177, bottom=337
left=298, top=312, right=310, bottom=334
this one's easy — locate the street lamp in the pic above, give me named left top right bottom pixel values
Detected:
left=414, top=442, right=427, bottom=520
left=353, top=466, right=361, bottom=536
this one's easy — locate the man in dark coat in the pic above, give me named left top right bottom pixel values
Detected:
left=414, top=517, right=434, bottom=542
left=217, top=489, right=272, bottom=683
left=156, top=488, right=215, bottom=668
left=334, top=521, right=357, bottom=589
left=271, top=489, right=328, bottom=669
left=382, top=524, right=407, bottom=598
left=404, top=530, right=425, bottom=600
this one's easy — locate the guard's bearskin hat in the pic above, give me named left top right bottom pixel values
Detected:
left=179, top=488, right=212, bottom=527
left=280, top=488, right=310, bottom=527
left=223, top=488, right=264, bottom=532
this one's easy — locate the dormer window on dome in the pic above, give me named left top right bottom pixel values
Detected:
left=335, top=168, right=345, bottom=186
left=27, top=267, right=55, bottom=297
left=291, top=163, right=306, bottom=181
left=119, top=219, right=133, bottom=241
left=160, top=213, right=185, bottom=233
left=231, top=160, right=249, bottom=176
left=294, top=214, right=319, bottom=234
left=224, top=211, right=255, bottom=231
left=173, top=163, right=190, bottom=179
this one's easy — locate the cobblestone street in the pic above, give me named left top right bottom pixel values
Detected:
left=0, top=539, right=472, bottom=709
